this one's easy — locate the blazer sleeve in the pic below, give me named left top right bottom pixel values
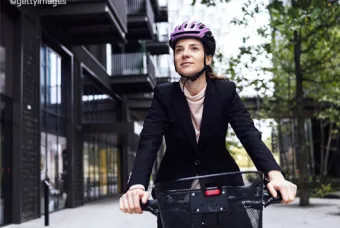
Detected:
left=124, top=85, right=167, bottom=192
left=227, top=82, right=284, bottom=178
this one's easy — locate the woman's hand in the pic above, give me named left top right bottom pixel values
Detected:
left=119, top=188, right=149, bottom=214
left=267, top=170, right=297, bottom=204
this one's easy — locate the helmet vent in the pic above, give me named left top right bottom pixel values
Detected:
left=172, top=31, right=200, bottom=36
left=169, top=21, right=216, bottom=56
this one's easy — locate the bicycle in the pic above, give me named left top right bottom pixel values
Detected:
left=141, top=171, right=282, bottom=228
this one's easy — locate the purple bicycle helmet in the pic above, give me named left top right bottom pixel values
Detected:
left=169, top=21, right=216, bottom=56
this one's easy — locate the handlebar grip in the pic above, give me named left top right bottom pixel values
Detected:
left=263, top=188, right=282, bottom=207
left=140, top=200, right=159, bottom=215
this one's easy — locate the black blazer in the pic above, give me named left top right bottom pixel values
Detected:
left=125, top=77, right=283, bottom=192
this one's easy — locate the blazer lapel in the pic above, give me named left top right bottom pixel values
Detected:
left=198, top=78, right=216, bottom=149
left=171, top=82, right=199, bottom=155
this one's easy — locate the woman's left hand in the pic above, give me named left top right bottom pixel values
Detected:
left=267, top=171, right=297, bottom=204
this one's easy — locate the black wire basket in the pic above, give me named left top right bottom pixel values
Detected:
left=153, top=171, right=267, bottom=228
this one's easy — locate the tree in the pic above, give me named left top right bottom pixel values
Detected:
left=314, top=80, right=340, bottom=183
left=193, top=0, right=340, bottom=206
left=231, top=0, right=340, bottom=206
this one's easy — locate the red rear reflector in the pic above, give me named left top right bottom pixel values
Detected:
left=205, top=189, right=221, bottom=196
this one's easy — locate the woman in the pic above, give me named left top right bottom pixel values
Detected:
left=120, top=21, right=297, bottom=225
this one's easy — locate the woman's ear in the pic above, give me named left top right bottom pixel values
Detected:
left=206, top=55, right=213, bottom=65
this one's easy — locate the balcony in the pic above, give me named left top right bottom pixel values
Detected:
left=149, top=0, right=168, bottom=22
left=110, top=52, right=156, bottom=94
left=124, top=93, right=152, bottom=120
left=122, top=65, right=170, bottom=120
left=40, top=0, right=127, bottom=44
left=127, top=0, right=155, bottom=40
left=156, top=6, right=168, bottom=22
left=146, top=23, right=169, bottom=55
left=156, top=66, right=171, bottom=84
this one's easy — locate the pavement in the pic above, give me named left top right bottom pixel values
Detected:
left=3, top=197, right=340, bottom=228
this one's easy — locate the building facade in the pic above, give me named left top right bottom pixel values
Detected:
left=0, top=0, right=169, bottom=225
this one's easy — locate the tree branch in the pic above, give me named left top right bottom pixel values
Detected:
left=302, top=14, right=340, bottom=43
left=302, top=51, right=339, bottom=73
left=304, top=63, right=340, bottom=75
left=300, top=27, right=332, bottom=54
left=303, top=75, right=340, bottom=84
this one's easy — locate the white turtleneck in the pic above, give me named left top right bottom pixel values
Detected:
left=179, top=80, right=206, bottom=143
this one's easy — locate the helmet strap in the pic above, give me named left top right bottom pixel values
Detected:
left=175, top=53, right=208, bottom=82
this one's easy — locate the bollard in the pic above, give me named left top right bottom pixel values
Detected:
left=44, top=179, right=50, bottom=226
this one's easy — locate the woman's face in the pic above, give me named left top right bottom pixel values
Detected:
left=174, top=38, right=212, bottom=76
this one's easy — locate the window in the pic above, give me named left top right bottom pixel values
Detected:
left=83, top=134, right=119, bottom=200
left=40, top=45, right=67, bottom=213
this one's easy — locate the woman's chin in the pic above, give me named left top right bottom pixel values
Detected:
left=178, top=69, right=196, bottom=76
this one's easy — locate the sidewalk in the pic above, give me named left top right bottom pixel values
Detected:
left=3, top=197, right=340, bottom=228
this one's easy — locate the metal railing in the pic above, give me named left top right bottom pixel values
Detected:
left=111, top=53, right=156, bottom=83
left=127, top=0, right=155, bottom=25
left=127, top=0, right=143, bottom=14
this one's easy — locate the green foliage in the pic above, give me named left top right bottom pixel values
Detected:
left=193, top=1, right=340, bottom=198
left=224, top=0, right=340, bottom=123
left=311, top=183, right=333, bottom=198
left=193, top=0, right=340, bottom=176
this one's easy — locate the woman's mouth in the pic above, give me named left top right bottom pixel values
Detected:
left=181, top=62, right=193, bottom=66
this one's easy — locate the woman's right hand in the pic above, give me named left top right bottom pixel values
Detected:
left=119, top=188, right=150, bottom=214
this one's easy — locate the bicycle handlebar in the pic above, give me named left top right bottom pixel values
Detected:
left=140, top=199, right=159, bottom=215
left=263, top=188, right=282, bottom=207
left=141, top=187, right=283, bottom=215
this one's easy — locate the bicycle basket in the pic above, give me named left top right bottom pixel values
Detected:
left=154, top=171, right=264, bottom=228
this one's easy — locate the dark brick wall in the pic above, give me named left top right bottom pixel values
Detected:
left=20, top=13, right=41, bottom=222
left=11, top=9, right=41, bottom=223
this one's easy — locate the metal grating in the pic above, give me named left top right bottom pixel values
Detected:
left=74, top=138, right=84, bottom=206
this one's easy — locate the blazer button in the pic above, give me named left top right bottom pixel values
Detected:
left=194, top=160, right=200, bottom=166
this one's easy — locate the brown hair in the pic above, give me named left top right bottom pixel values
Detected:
left=206, top=65, right=229, bottom=81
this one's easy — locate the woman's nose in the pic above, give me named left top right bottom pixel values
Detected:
left=182, top=49, right=190, bottom=58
